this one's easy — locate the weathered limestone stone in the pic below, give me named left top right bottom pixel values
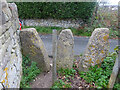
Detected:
left=8, top=3, right=19, bottom=30
left=0, top=30, right=10, bottom=44
left=79, top=28, right=110, bottom=71
left=0, top=21, right=12, bottom=36
left=3, top=19, right=12, bottom=29
left=8, top=3, right=18, bottom=19
left=0, top=67, right=3, bottom=79
left=20, top=28, right=50, bottom=72
left=2, top=1, right=7, bottom=9
left=0, top=26, right=2, bottom=36
left=2, top=11, right=6, bottom=25
left=57, top=29, right=74, bottom=70
left=24, top=19, right=83, bottom=28
left=2, top=2, right=12, bottom=21
left=0, top=2, right=2, bottom=26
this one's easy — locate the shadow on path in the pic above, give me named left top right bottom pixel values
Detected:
left=30, top=57, right=53, bottom=88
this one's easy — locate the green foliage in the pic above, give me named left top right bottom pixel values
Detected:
left=79, top=55, right=116, bottom=88
left=58, top=68, right=76, bottom=77
left=86, top=6, right=118, bottom=39
left=51, top=48, right=119, bottom=89
left=23, top=26, right=63, bottom=34
left=51, top=68, right=76, bottom=88
left=51, top=79, right=72, bottom=89
left=69, top=27, right=92, bottom=36
left=20, top=55, right=41, bottom=88
left=23, top=26, right=92, bottom=36
left=114, top=45, right=120, bottom=53
left=114, top=83, right=120, bottom=89
left=16, top=2, right=97, bottom=21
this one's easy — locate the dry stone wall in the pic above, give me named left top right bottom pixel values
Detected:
left=0, top=0, right=22, bottom=88
left=79, top=28, right=110, bottom=71
left=23, top=19, right=83, bottom=28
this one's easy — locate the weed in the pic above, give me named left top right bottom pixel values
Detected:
left=51, top=68, right=76, bottom=88
left=79, top=53, right=119, bottom=88
left=51, top=79, right=72, bottom=88
left=20, top=55, right=41, bottom=88
left=58, top=68, right=76, bottom=77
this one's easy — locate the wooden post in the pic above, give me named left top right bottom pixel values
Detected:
left=52, top=29, right=57, bottom=85
left=108, top=58, right=119, bottom=88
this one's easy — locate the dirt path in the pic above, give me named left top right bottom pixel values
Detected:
left=30, top=70, right=52, bottom=88
left=30, top=56, right=82, bottom=88
left=30, top=57, right=53, bottom=88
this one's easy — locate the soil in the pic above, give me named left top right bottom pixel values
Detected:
left=30, top=57, right=53, bottom=88
left=30, top=70, right=52, bottom=88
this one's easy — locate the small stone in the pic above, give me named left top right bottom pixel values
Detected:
left=50, top=63, right=53, bottom=67
left=11, top=49, right=15, bottom=53
left=2, top=11, right=7, bottom=24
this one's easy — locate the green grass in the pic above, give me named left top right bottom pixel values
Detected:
left=22, top=26, right=118, bottom=39
left=22, top=26, right=92, bottom=36
left=20, top=55, right=41, bottom=88
left=23, top=26, right=63, bottom=34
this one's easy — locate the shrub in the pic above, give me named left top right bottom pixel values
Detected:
left=16, top=2, right=97, bottom=21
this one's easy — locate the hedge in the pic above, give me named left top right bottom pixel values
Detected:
left=16, top=2, right=97, bottom=21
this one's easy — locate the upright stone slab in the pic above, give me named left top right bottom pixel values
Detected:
left=79, top=28, right=110, bottom=71
left=57, top=29, right=74, bottom=70
left=20, top=28, right=50, bottom=72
